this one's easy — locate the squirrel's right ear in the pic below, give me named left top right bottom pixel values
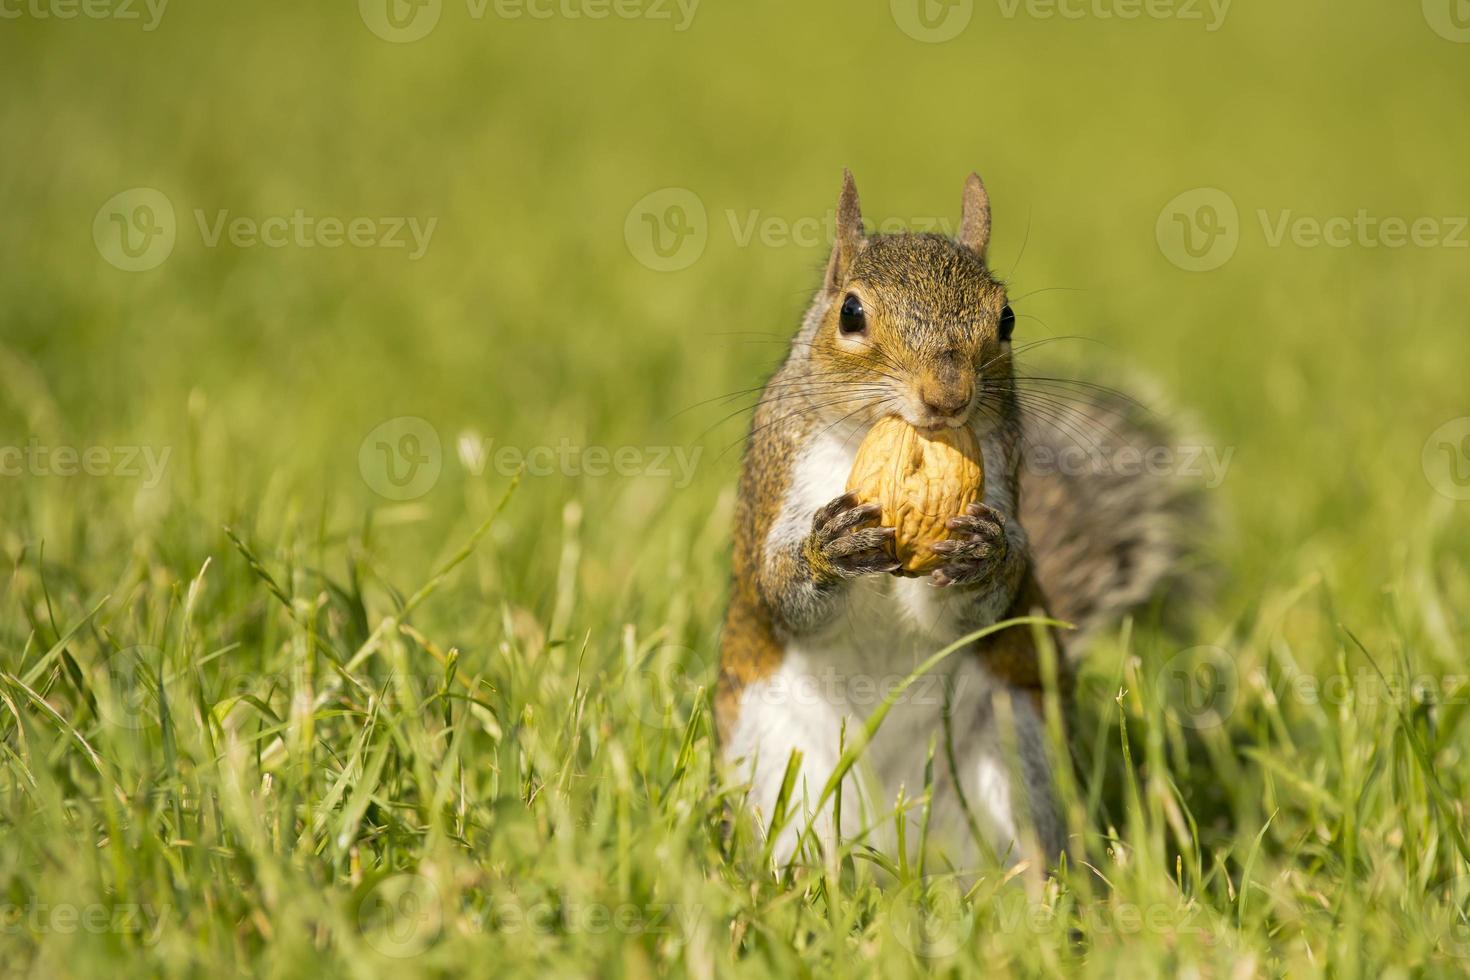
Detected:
left=958, top=172, right=991, bottom=261
left=824, top=169, right=865, bottom=293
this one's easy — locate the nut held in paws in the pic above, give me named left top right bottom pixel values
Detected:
left=845, top=416, right=985, bottom=574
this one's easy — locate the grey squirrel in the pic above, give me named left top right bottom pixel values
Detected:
left=716, top=171, right=1203, bottom=868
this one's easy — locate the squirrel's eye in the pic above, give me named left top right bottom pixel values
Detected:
left=998, top=304, right=1016, bottom=342
left=838, top=294, right=867, bottom=336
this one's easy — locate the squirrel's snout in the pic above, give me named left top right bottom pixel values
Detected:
left=915, top=379, right=974, bottom=426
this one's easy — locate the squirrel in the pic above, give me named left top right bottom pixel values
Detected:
left=716, top=171, right=1203, bottom=869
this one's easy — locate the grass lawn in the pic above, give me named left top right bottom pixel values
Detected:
left=3, top=0, right=1470, bottom=975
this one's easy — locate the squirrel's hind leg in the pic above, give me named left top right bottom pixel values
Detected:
left=721, top=671, right=869, bottom=867
left=941, top=688, right=1067, bottom=870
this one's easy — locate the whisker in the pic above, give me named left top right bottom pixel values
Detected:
left=1009, top=392, right=1130, bottom=449
left=719, top=393, right=880, bottom=460
left=693, top=384, right=891, bottom=443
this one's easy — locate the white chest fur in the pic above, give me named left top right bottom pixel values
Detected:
left=729, top=425, right=1044, bottom=866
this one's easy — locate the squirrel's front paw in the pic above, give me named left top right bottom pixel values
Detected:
left=805, top=492, right=901, bottom=580
left=927, top=502, right=1009, bottom=588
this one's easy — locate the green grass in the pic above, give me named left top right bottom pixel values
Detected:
left=3, top=0, right=1470, bottom=975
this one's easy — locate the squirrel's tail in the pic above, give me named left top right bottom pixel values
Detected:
left=1017, top=382, right=1212, bottom=654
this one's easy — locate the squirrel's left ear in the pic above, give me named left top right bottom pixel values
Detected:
left=824, top=168, right=866, bottom=293
left=958, top=172, right=991, bottom=261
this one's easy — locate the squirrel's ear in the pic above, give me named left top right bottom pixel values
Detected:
left=825, top=168, right=865, bottom=293
left=958, top=172, right=991, bottom=261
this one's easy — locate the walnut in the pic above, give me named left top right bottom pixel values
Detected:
left=845, top=416, right=985, bottom=575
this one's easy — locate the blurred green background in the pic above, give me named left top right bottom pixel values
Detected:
left=2, top=0, right=1468, bottom=598
left=3, top=0, right=1470, bottom=974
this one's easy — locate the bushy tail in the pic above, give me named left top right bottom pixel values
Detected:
left=1017, top=384, right=1212, bottom=652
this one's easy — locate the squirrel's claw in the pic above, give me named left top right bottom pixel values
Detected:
left=927, top=503, right=1008, bottom=588
left=808, top=494, right=900, bottom=579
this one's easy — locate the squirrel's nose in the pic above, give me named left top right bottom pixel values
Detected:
left=919, top=385, right=972, bottom=420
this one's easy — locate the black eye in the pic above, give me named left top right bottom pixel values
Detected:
left=998, top=304, right=1015, bottom=342
left=838, top=293, right=866, bottom=335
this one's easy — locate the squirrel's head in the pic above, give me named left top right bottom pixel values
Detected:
left=806, top=170, right=1014, bottom=433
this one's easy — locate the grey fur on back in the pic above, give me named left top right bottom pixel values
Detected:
left=1017, top=387, right=1209, bottom=651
